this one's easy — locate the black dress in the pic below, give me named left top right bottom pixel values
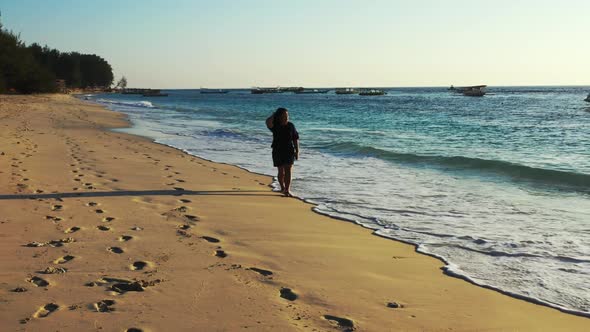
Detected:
left=269, top=122, right=299, bottom=167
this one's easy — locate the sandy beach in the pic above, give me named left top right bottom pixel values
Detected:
left=0, top=94, right=588, bottom=331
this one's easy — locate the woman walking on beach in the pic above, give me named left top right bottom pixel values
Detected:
left=266, top=107, right=299, bottom=197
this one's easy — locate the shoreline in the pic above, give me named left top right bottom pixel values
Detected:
left=72, top=94, right=590, bottom=319
left=91, top=94, right=590, bottom=319
left=0, top=94, right=587, bottom=331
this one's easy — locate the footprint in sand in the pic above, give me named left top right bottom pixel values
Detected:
left=201, top=236, right=220, bottom=243
left=24, top=237, right=76, bottom=248
left=93, top=299, right=116, bottom=312
left=85, top=276, right=129, bottom=287
left=95, top=209, right=104, bottom=214
left=45, top=215, right=62, bottom=222
left=130, top=261, right=149, bottom=271
left=88, top=277, right=161, bottom=295
left=64, top=226, right=81, bottom=234
left=103, top=217, right=115, bottom=222
left=280, top=287, right=298, bottom=301
left=248, top=267, right=273, bottom=277
left=184, top=215, right=199, bottom=222
left=323, top=315, right=356, bottom=332
left=111, top=281, right=144, bottom=293
left=386, top=302, right=403, bottom=309
left=179, top=199, right=191, bottom=203
left=87, top=202, right=98, bottom=207
left=54, top=255, right=75, bottom=264
left=214, top=249, right=227, bottom=258
left=118, top=235, right=133, bottom=242
left=125, top=328, right=144, bottom=332
left=27, top=276, right=49, bottom=287
left=97, top=225, right=111, bottom=231
left=178, top=224, right=191, bottom=230
left=107, top=247, right=124, bottom=254
left=176, top=229, right=191, bottom=238
left=40, top=267, right=67, bottom=274
left=131, top=226, right=143, bottom=231
left=51, top=205, right=63, bottom=211
left=33, top=303, right=59, bottom=318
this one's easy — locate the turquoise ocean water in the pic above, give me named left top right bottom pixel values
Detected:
left=85, top=86, right=590, bottom=316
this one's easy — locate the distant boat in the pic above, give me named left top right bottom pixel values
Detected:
left=335, top=88, right=358, bottom=95
left=462, top=85, right=487, bottom=97
left=201, top=88, right=229, bottom=94
left=294, top=89, right=330, bottom=94
left=359, top=89, right=386, bottom=96
left=142, top=89, right=168, bottom=97
left=282, top=87, right=305, bottom=93
left=251, top=87, right=305, bottom=94
left=451, top=85, right=487, bottom=97
left=251, top=87, right=281, bottom=94
left=585, top=93, right=590, bottom=102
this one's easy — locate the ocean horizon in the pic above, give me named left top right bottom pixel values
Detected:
left=84, top=85, right=590, bottom=317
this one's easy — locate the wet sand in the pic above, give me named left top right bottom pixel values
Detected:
left=0, top=94, right=588, bottom=331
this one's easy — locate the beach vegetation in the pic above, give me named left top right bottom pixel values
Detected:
left=0, top=17, right=113, bottom=94
left=115, top=76, right=128, bottom=89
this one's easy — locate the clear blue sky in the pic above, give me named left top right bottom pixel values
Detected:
left=2, top=0, right=590, bottom=88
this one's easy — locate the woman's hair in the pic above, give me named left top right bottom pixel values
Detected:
left=274, top=107, right=288, bottom=126
left=275, top=107, right=288, bottom=117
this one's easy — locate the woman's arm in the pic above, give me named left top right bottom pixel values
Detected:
left=266, top=113, right=275, bottom=129
left=294, top=139, right=299, bottom=160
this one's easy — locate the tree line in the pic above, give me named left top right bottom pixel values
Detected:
left=0, top=17, right=114, bottom=93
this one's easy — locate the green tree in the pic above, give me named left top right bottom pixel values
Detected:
left=1, top=14, right=114, bottom=93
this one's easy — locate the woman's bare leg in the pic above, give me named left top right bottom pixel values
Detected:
left=277, top=166, right=286, bottom=192
left=283, top=164, right=293, bottom=196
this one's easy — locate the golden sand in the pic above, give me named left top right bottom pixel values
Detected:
left=0, top=94, right=588, bottom=331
